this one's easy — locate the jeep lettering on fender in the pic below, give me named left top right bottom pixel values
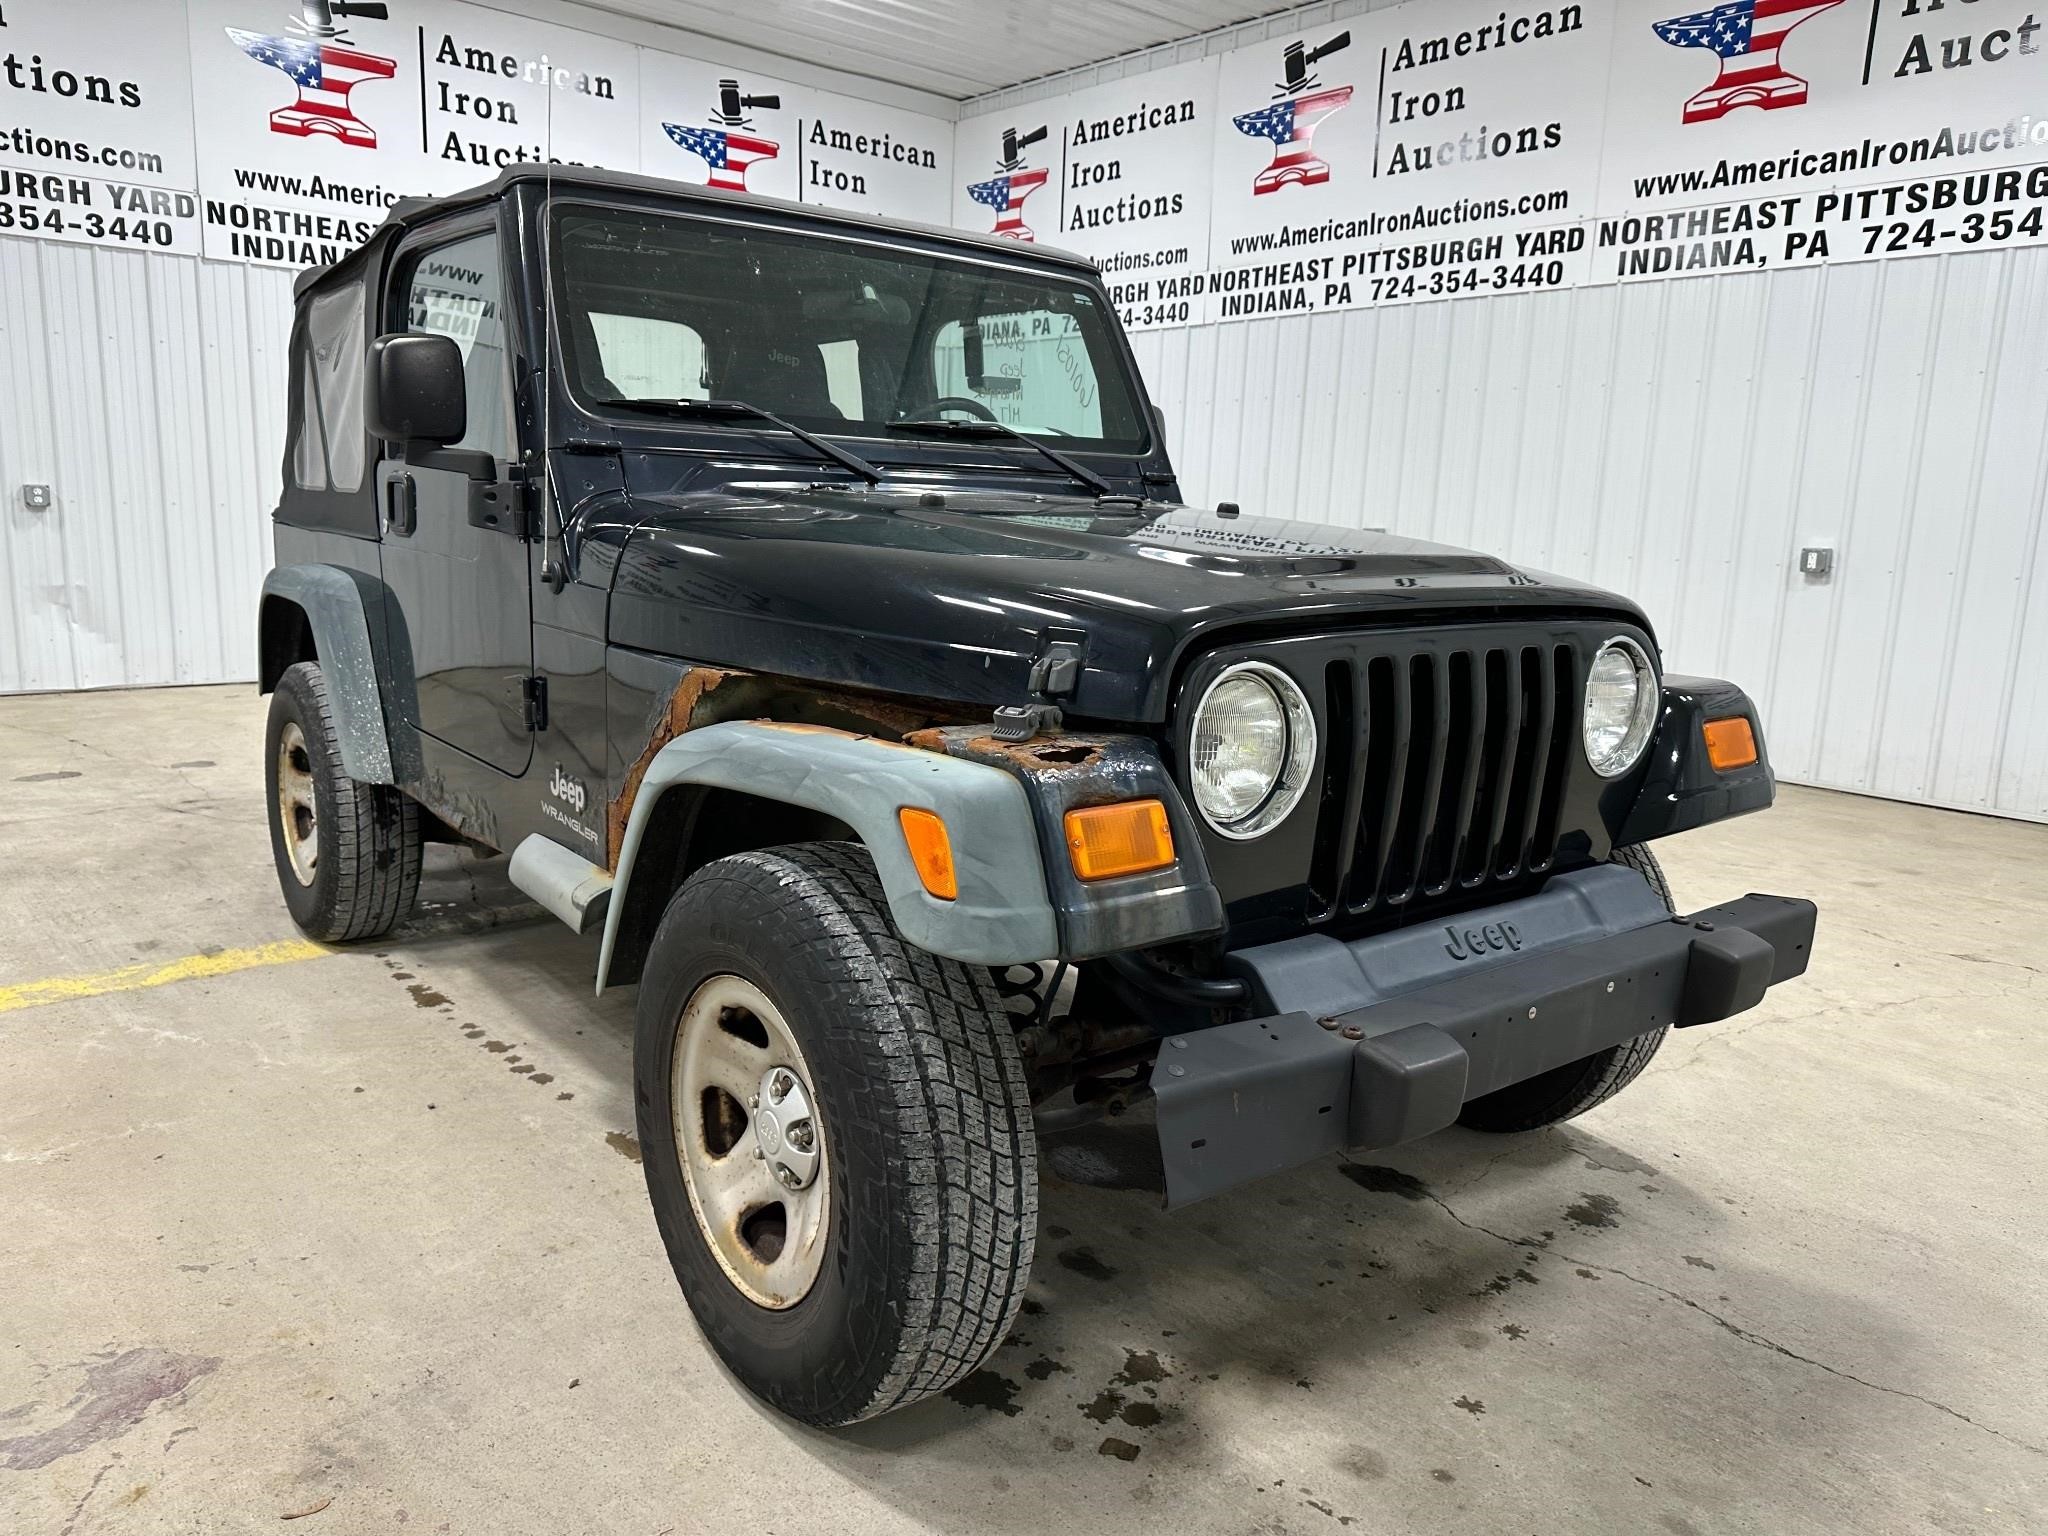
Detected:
left=256, top=165, right=1817, bottom=1429
left=549, top=765, right=588, bottom=815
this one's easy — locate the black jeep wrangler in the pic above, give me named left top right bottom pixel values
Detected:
left=258, top=166, right=1816, bottom=1426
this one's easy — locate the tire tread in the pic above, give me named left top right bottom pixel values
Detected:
left=639, top=842, right=1035, bottom=1425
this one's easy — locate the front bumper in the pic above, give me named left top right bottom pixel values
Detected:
left=1151, top=869, right=1816, bottom=1207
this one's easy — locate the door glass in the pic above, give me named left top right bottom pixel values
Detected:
left=403, top=232, right=514, bottom=458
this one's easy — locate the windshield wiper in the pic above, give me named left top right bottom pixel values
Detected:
left=611, top=397, right=882, bottom=486
left=886, top=417, right=1115, bottom=498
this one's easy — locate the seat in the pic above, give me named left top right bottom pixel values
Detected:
left=720, top=326, right=843, bottom=420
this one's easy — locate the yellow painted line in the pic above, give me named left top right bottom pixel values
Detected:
left=0, top=939, right=329, bottom=1015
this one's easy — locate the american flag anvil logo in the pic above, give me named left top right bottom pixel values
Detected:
left=1653, top=0, right=1846, bottom=124
left=1232, top=85, right=1354, bottom=194
left=663, top=123, right=780, bottom=192
left=226, top=28, right=397, bottom=149
left=966, top=167, right=1050, bottom=241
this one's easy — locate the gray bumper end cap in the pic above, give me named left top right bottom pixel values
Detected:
left=1348, top=1023, right=1470, bottom=1149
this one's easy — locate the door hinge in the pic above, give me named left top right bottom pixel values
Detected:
left=521, top=675, right=548, bottom=732
left=470, top=467, right=537, bottom=540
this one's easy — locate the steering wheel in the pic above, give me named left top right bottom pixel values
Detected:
left=902, top=395, right=999, bottom=423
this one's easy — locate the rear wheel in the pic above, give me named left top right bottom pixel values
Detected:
left=264, top=661, right=422, bottom=943
left=1456, top=844, right=1675, bottom=1134
left=633, top=842, right=1037, bottom=1426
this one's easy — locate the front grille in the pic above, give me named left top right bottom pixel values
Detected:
left=1318, top=638, right=1580, bottom=918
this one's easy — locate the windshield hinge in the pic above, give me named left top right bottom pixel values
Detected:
left=521, top=676, right=549, bottom=732
left=1028, top=632, right=1087, bottom=700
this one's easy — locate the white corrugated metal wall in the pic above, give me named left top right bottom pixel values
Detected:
left=0, top=243, right=297, bottom=695
left=966, top=0, right=2048, bottom=823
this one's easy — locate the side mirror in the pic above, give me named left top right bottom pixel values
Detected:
left=366, top=332, right=466, bottom=447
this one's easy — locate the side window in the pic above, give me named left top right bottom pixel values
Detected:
left=292, top=279, right=366, bottom=492
left=401, top=231, right=514, bottom=458
left=587, top=312, right=706, bottom=401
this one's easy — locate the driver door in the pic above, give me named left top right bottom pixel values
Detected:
left=375, top=223, right=534, bottom=777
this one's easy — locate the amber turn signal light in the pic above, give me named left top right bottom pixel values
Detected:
left=1702, top=716, right=1758, bottom=772
left=1064, top=800, right=1176, bottom=881
left=897, top=807, right=958, bottom=900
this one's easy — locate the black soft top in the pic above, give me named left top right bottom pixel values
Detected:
left=292, top=163, right=1098, bottom=299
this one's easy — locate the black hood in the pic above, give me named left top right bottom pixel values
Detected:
left=601, top=475, right=1650, bottom=723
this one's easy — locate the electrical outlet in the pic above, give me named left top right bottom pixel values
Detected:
left=21, top=484, right=51, bottom=511
left=1799, top=545, right=1834, bottom=579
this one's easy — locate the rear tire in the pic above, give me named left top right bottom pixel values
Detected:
left=1456, top=844, right=1675, bottom=1134
left=264, top=661, right=422, bottom=943
left=633, top=841, right=1037, bottom=1426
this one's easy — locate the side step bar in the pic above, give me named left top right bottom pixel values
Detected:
left=508, top=834, right=614, bottom=935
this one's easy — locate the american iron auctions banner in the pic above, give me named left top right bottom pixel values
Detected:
left=0, top=1, right=954, bottom=268
left=952, top=58, right=1220, bottom=332
left=182, top=0, right=956, bottom=267
left=964, top=0, right=2048, bottom=325
left=0, top=0, right=199, bottom=254
left=3, top=1, right=2046, bottom=306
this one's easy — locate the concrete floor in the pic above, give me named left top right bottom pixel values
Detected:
left=0, top=684, right=2041, bottom=1536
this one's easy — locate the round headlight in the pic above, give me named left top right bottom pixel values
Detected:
left=1582, top=637, right=1658, bottom=778
left=1189, top=662, right=1317, bottom=839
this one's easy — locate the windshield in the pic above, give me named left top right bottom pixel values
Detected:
left=552, top=205, right=1151, bottom=456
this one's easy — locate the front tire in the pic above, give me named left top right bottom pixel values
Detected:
left=1456, top=844, right=1676, bottom=1134
left=264, top=662, right=422, bottom=944
left=634, top=842, right=1037, bottom=1426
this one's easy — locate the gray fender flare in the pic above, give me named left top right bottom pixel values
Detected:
left=596, top=721, right=1059, bottom=992
left=258, top=564, right=395, bottom=784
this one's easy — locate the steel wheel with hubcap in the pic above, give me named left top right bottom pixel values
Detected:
left=633, top=841, right=1037, bottom=1426
left=672, top=975, right=830, bottom=1310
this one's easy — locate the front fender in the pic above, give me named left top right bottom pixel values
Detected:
left=1618, top=674, right=1776, bottom=845
left=595, top=722, right=1060, bottom=992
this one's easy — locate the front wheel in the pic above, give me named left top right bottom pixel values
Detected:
left=633, top=842, right=1037, bottom=1426
left=1456, top=844, right=1676, bottom=1134
left=264, top=661, right=421, bottom=943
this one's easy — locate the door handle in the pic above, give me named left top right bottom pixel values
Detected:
left=385, top=473, right=416, bottom=537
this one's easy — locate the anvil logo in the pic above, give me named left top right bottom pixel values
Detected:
left=965, top=124, right=1049, bottom=241
left=663, top=77, right=782, bottom=193
left=227, top=2, right=398, bottom=151
left=1652, top=0, right=1847, bottom=124
left=1231, top=31, right=1354, bottom=195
